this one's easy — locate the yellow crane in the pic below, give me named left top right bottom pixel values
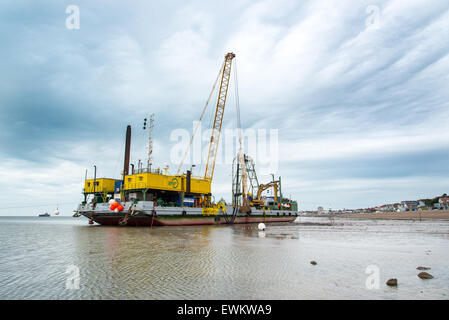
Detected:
left=176, top=52, right=236, bottom=183
left=204, top=52, right=235, bottom=181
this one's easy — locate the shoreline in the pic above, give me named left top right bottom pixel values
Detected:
left=326, top=210, right=449, bottom=220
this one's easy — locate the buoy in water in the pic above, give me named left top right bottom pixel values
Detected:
left=54, top=209, right=60, bottom=216
left=258, top=223, right=266, bottom=231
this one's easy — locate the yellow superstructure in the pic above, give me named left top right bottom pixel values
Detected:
left=124, top=172, right=211, bottom=194
left=84, top=178, right=118, bottom=194
left=189, top=176, right=212, bottom=194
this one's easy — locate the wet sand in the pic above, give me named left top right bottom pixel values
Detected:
left=1, top=216, right=449, bottom=299
left=334, top=210, right=449, bottom=220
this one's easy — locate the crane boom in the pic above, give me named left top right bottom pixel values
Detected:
left=204, top=52, right=235, bottom=181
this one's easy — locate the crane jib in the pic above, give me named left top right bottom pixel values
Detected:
left=204, top=52, right=236, bottom=181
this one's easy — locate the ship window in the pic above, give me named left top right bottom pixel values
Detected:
left=87, top=182, right=91, bottom=187
left=128, top=178, right=132, bottom=182
left=139, top=176, right=143, bottom=181
left=95, top=182, right=99, bottom=186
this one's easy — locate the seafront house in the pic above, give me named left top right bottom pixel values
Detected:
left=377, top=204, right=394, bottom=212
left=400, top=201, right=418, bottom=211
left=439, top=197, right=449, bottom=210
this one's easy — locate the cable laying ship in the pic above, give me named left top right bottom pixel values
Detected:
left=74, top=53, right=299, bottom=226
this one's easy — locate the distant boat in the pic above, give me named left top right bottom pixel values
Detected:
left=39, top=212, right=50, bottom=217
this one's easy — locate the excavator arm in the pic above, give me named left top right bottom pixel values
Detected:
left=255, top=182, right=279, bottom=204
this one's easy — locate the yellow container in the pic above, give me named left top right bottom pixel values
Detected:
left=124, top=172, right=211, bottom=194
left=84, top=178, right=117, bottom=194
left=190, top=177, right=211, bottom=194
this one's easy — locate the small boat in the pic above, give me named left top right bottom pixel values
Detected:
left=38, top=212, right=50, bottom=217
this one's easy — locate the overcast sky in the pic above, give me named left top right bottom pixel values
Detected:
left=1, top=0, right=449, bottom=215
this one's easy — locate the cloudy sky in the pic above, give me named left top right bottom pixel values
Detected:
left=0, top=0, right=448, bottom=215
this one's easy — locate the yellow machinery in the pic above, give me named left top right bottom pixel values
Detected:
left=202, top=203, right=226, bottom=216
left=204, top=52, right=235, bottom=181
left=251, top=181, right=279, bottom=206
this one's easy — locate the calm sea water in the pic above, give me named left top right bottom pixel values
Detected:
left=0, top=216, right=448, bottom=299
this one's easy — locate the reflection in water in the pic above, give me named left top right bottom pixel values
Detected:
left=72, top=224, right=216, bottom=299
left=0, top=217, right=448, bottom=299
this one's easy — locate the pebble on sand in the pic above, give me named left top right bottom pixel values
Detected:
left=386, top=279, right=398, bottom=287
left=418, top=272, right=433, bottom=279
left=416, top=266, right=431, bottom=270
left=310, top=261, right=317, bottom=265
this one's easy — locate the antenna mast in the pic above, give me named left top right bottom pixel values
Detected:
left=147, top=113, right=154, bottom=172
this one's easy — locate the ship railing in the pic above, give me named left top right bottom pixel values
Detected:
left=133, top=168, right=167, bottom=175
left=190, top=175, right=208, bottom=180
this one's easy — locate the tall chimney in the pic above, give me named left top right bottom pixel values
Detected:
left=123, top=125, right=131, bottom=177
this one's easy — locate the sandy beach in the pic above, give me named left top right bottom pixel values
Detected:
left=334, top=210, right=449, bottom=220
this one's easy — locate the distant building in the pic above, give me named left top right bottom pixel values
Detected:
left=439, top=197, right=449, bottom=209
left=401, top=201, right=418, bottom=211
left=317, top=206, right=324, bottom=214
left=379, top=204, right=394, bottom=212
